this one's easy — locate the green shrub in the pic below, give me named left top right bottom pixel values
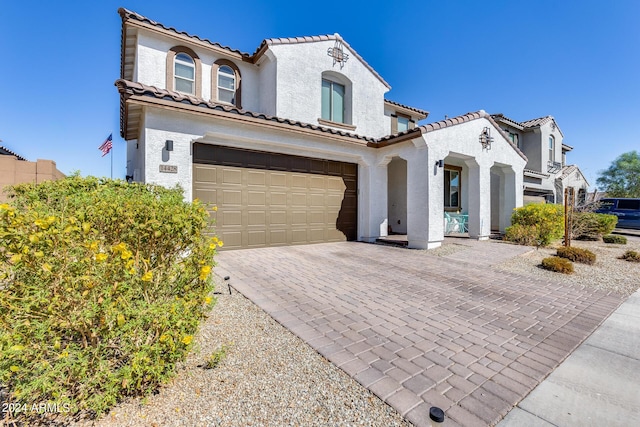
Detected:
left=620, top=250, right=640, bottom=262
left=505, top=203, right=564, bottom=246
left=603, top=234, right=627, bottom=244
left=541, top=256, right=574, bottom=274
left=572, top=212, right=618, bottom=240
left=556, top=246, right=596, bottom=265
left=0, top=176, right=221, bottom=421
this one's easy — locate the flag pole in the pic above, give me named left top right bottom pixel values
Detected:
left=110, top=144, right=113, bottom=179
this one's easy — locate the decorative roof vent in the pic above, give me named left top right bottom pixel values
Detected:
left=479, top=127, right=493, bottom=151
left=327, top=38, right=349, bottom=69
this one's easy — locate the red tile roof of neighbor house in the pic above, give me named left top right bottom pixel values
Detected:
left=492, top=113, right=564, bottom=137
left=116, top=79, right=525, bottom=160
left=0, top=146, right=27, bottom=161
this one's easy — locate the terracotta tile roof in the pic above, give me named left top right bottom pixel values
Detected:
left=118, top=8, right=251, bottom=59
left=116, top=79, right=527, bottom=162
left=519, top=115, right=554, bottom=128
left=0, top=145, right=26, bottom=161
left=253, top=34, right=390, bottom=89
left=558, top=164, right=589, bottom=186
left=119, top=9, right=391, bottom=90
left=384, top=99, right=429, bottom=118
left=491, top=113, right=523, bottom=130
left=377, top=110, right=527, bottom=160
left=492, top=113, right=564, bottom=137
left=115, top=79, right=377, bottom=143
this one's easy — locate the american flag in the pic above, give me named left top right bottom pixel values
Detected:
left=99, top=134, right=113, bottom=157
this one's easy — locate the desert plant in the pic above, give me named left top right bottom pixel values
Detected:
left=203, top=344, right=229, bottom=370
left=620, top=250, right=640, bottom=262
left=556, top=246, right=596, bottom=265
left=603, top=234, right=627, bottom=244
left=505, top=203, right=564, bottom=246
left=0, top=176, right=221, bottom=421
left=541, top=256, right=574, bottom=274
left=571, top=212, right=618, bottom=240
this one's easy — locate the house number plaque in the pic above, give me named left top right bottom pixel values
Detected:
left=159, top=165, right=178, bottom=173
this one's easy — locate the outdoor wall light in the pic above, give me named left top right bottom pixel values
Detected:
left=165, top=140, right=174, bottom=152
left=436, top=159, right=444, bottom=168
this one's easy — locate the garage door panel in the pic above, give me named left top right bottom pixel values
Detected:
left=291, top=174, right=307, bottom=188
left=270, top=211, right=287, bottom=225
left=309, top=193, right=325, bottom=207
left=291, top=193, right=307, bottom=206
left=222, top=190, right=242, bottom=205
left=308, top=211, right=325, bottom=225
left=291, top=211, right=307, bottom=225
left=222, top=168, right=243, bottom=184
left=193, top=145, right=357, bottom=250
left=194, top=166, right=217, bottom=184
left=221, top=211, right=243, bottom=227
left=269, top=229, right=287, bottom=245
left=220, top=231, right=242, bottom=249
left=194, top=188, right=217, bottom=204
left=248, top=211, right=266, bottom=226
left=309, top=228, right=326, bottom=242
left=269, top=192, right=287, bottom=206
left=248, top=191, right=266, bottom=206
left=248, top=171, right=266, bottom=186
left=309, top=176, right=325, bottom=190
left=247, top=230, right=266, bottom=246
left=270, top=173, right=287, bottom=187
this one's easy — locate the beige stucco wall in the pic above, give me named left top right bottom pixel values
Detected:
left=0, top=156, right=65, bottom=201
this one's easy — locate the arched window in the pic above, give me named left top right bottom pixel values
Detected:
left=212, top=59, right=242, bottom=108
left=217, top=65, right=236, bottom=104
left=174, top=53, right=195, bottom=94
left=319, top=71, right=353, bottom=128
left=166, top=46, right=202, bottom=97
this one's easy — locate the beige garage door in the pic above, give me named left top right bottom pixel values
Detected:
left=193, top=144, right=357, bottom=250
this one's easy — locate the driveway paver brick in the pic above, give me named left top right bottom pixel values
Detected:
left=216, top=241, right=623, bottom=426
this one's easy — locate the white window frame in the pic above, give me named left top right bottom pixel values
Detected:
left=174, top=53, right=195, bottom=95
left=217, top=65, right=236, bottom=104
left=321, top=79, right=346, bottom=123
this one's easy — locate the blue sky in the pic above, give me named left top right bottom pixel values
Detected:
left=1, top=0, right=638, bottom=189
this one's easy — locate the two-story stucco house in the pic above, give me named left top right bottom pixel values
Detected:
left=116, top=8, right=527, bottom=250
left=492, top=114, right=589, bottom=205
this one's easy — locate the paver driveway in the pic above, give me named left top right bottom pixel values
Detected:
left=215, top=241, right=623, bottom=427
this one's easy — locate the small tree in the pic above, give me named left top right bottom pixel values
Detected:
left=596, top=151, right=640, bottom=197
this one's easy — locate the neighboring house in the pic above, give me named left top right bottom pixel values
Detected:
left=117, top=8, right=526, bottom=250
left=0, top=146, right=65, bottom=201
left=492, top=114, right=589, bottom=205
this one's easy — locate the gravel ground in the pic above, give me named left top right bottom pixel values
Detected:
left=493, top=235, right=640, bottom=297
left=60, top=234, right=639, bottom=426
left=72, top=285, right=410, bottom=427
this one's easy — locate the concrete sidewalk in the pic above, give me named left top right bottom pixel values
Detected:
left=499, top=289, right=640, bottom=426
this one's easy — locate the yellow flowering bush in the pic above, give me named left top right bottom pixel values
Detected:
left=0, top=176, right=219, bottom=422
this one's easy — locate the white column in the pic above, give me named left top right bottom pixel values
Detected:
left=500, top=167, right=517, bottom=232
left=358, top=159, right=388, bottom=242
left=466, top=160, right=491, bottom=240
left=406, top=147, right=443, bottom=249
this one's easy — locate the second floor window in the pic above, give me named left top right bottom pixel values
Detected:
left=549, top=135, right=555, bottom=162
left=397, top=116, right=410, bottom=132
left=321, top=79, right=345, bottom=123
left=217, top=65, right=236, bottom=104
left=174, top=53, right=195, bottom=95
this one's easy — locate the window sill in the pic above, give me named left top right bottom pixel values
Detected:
left=317, top=118, right=356, bottom=131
